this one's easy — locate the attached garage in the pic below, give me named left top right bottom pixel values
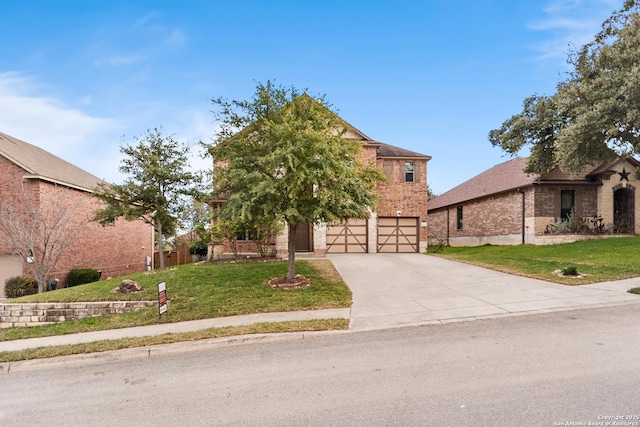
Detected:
left=0, top=255, right=23, bottom=299
left=326, top=219, right=368, bottom=253
left=377, top=217, right=419, bottom=253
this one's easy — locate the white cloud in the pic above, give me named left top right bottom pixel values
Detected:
left=0, top=71, right=213, bottom=186
left=94, top=53, right=144, bottom=67
left=529, top=0, right=621, bottom=60
left=167, top=28, right=188, bottom=48
left=0, top=72, right=124, bottom=182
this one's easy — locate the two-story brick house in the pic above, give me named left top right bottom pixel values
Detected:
left=428, top=156, right=640, bottom=246
left=212, top=119, right=431, bottom=256
left=0, top=132, right=153, bottom=295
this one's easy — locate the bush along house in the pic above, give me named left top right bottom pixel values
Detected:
left=427, top=156, right=640, bottom=246
left=209, top=115, right=432, bottom=257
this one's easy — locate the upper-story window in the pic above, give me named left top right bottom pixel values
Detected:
left=404, top=162, right=414, bottom=183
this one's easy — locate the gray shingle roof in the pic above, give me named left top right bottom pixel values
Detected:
left=428, top=157, right=536, bottom=210
left=0, top=132, right=104, bottom=192
left=377, top=142, right=432, bottom=159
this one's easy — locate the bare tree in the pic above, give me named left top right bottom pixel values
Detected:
left=0, top=177, right=89, bottom=293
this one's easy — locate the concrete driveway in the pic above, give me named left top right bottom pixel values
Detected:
left=328, top=253, right=640, bottom=330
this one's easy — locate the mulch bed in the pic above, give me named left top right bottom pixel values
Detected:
left=268, top=275, right=312, bottom=290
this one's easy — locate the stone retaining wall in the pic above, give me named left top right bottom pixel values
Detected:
left=0, top=301, right=157, bottom=328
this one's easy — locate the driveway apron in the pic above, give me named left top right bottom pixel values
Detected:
left=328, top=253, right=640, bottom=330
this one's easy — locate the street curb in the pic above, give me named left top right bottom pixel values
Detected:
left=0, top=329, right=350, bottom=374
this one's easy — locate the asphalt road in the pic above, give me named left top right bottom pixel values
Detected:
left=2, top=304, right=640, bottom=426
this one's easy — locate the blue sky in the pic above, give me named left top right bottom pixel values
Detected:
left=0, top=0, right=623, bottom=195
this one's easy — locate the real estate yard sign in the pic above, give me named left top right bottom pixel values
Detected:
left=158, top=281, right=167, bottom=317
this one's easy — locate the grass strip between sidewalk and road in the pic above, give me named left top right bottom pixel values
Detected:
left=0, top=319, right=349, bottom=363
left=429, top=236, right=640, bottom=286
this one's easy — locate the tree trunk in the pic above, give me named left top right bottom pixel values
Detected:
left=157, top=217, right=166, bottom=270
left=287, top=222, right=297, bottom=281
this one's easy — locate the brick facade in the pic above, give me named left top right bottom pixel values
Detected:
left=213, top=122, right=431, bottom=256
left=428, top=157, right=640, bottom=247
left=0, top=156, right=153, bottom=293
left=376, top=156, right=429, bottom=249
left=46, top=183, right=153, bottom=283
left=429, top=189, right=529, bottom=246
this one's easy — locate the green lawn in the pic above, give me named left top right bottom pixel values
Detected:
left=430, top=236, right=640, bottom=285
left=1, top=259, right=351, bottom=342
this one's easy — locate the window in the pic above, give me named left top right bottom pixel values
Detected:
left=236, top=226, right=258, bottom=241
left=405, top=162, right=414, bottom=183
left=560, top=190, right=575, bottom=220
left=456, top=206, right=463, bottom=230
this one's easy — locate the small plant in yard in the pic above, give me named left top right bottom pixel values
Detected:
left=561, top=265, right=579, bottom=276
left=628, top=287, right=640, bottom=295
left=4, top=276, right=39, bottom=298
left=427, top=237, right=448, bottom=254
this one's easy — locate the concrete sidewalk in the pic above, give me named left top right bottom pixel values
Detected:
left=0, top=308, right=350, bottom=352
left=1, top=254, right=639, bottom=353
left=328, top=253, right=640, bottom=330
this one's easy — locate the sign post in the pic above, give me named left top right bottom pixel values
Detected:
left=158, top=281, right=167, bottom=318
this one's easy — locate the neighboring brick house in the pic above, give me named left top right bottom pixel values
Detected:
left=428, top=156, right=640, bottom=246
left=0, top=132, right=153, bottom=295
left=211, top=120, right=432, bottom=256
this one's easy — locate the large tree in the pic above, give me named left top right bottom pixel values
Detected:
left=490, top=0, right=640, bottom=174
left=93, top=128, right=201, bottom=270
left=209, top=82, right=384, bottom=281
left=0, top=178, right=88, bottom=293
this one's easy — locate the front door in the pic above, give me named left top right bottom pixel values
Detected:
left=614, top=188, right=635, bottom=233
left=294, top=222, right=311, bottom=252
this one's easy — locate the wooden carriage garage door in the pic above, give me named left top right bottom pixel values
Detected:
left=377, top=217, right=419, bottom=253
left=326, top=219, right=368, bottom=253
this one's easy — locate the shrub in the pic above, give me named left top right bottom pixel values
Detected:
left=427, top=237, right=449, bottom=254
left=562, top=265, right=579, bottom=276
left=189, top=241, right=208, bottom=256
left=5, top=276, right=39, bottom=298
left=68, top=268, right=101, bottom=287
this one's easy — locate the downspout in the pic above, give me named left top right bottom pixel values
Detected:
left=518, top=189, right=525, bottom=244
left=446, top=208, right=450, bottom=244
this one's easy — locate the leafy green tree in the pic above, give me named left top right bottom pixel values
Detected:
left=94, top=128, right=201, bottom=269
left=209, top=82, right=384, bottom=281
left=490, top=0, right=640, bottom=174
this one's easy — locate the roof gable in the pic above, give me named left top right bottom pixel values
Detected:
left=0, top=132, right=104, bottom=192
left=587, top=156, right=640, bottom=178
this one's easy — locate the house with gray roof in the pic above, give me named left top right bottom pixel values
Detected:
left=0, top=132, right=153, bottom=296
left=427, top=156, right=640, bottom=246
left=211, top=108, right=432, bottom=256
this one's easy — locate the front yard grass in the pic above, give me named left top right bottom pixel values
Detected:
left=430, top=236, right=640, bottom=285
left=0, top=259, right=351, bottom=342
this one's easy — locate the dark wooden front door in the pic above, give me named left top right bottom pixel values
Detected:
left=294, top=223, right=311, bottom=252
left=614, top=188, right=635, bottom=233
